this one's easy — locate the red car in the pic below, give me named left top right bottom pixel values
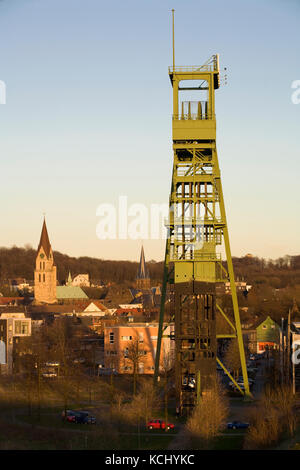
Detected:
left=147, top=419, right=175, bottom=431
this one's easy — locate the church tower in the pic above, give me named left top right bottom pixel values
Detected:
left=136, top=246, right=151, bottom=290
left=34, top=219, right=57, bottom=304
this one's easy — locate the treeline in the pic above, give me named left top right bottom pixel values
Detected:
left=0, top=246, right=299, bottom=287
left=0, top=246, right=164, bottom=284
left=230, top=255, right=300, bottom=288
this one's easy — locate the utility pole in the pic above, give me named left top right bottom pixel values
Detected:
left=292, top=331, right=296, bottom=395
left=281, top=317, right=285, bottom=384
left=287, top=309, right=291, bottom=385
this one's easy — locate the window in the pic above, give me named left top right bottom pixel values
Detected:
left=21, top=322, right=29, bottom=335
left=124, top=348, right=129, bottom=358
left=121, top=336, right=132, bottom=341
left=109, top=332, right=114, bottom=344
left=138, top=350, right=147, bottom=356
left=43, top=274, right=45, bottom=282
left=139, top=332, right=144, bottom=343
left=150, top=336, right=158, bottom=340
left=39, top=274, right=41, bottom=282
left=14, top=321, right=21, bottom=334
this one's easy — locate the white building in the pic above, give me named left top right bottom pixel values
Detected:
left=72, top=274, right=90, bottom=287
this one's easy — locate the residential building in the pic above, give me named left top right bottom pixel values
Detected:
left=104, top=323, right=175, bottom=374
left=256, top=316, right=281, bottom=353
left=242, top=328, right=257, bottom=354
left=72, top=274, right=90, bottom=287
left=77, top=301, right=108, bottom=317
left=0, top=312, right=31, bottom=373
left=224, top=280, right=252, bottom=294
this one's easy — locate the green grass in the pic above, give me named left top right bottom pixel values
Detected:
left=18, top=413, right=97, bottom=431
left=213, top=434, right=245, bottom=450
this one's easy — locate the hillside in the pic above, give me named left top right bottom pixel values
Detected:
left=0, top=246, right=300, bottom=290
left=0, top=246, right=164, bottom=284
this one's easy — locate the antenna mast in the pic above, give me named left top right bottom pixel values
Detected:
left=172, top=9, right=175, bottom=70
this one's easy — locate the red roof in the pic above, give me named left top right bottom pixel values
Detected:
left=0, top=297, right=24, bottom=305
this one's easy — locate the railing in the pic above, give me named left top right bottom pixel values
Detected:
left=173, top=101, right=214, bottom=121
left=165, top=216, right=222, bottom=225
left=169, top=64, right=216, bottom=73
left=169, top=54, right=219, bottom=74
left=170, top=251, right=222, bottom=261
left=176, top=167, right=214, bottom=176
left=173, top=113, right=214, bottom=121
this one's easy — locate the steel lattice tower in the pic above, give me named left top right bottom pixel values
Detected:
left=154, top=51, right=251, bottom=414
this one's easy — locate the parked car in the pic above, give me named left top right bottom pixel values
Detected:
left=227, top=421, right=249, bottom=430
left=73, top=358, right=85, bottom=364
left=42, top=372, right=57, bottom=378
left=147, top=419, right=175, bottom=431
left=62, top=410, right=77, bottom=423
left=61, top=410, right=96, bottom=424
left=229, top=377, right=254, bottom=389
left=45, top=362, right=60, bottom=367
left=78, top=411, right=97, bottom=424
left=98, top=367, right=117, bottom=376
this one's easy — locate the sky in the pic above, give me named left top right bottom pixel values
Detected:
left=0, top=0, right=299, bottom=262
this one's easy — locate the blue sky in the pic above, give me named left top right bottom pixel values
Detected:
left=0, top=0, right=299, bottom=261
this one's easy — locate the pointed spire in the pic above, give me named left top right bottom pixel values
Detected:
left=38, top=218, right=51, bottom=258
left=66, top=271, right=72, bottom=286
left=137, top=245, right=148, bottom=279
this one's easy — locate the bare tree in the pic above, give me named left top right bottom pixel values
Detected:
left=224, top=339, right=241, bottom=379
left=244, top=384, right=296, bottom=449
left=160, top=348, right=175, bottom=431
left=169, top=379, right=229, bottom=449
left=123, top=335, right=147, bottom=395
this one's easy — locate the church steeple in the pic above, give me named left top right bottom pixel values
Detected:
left=66, top=271, right=72, bottom=286
left=38, top=218, right=51, bottom=258
left=136, top=245, right=150, bottom=290
left=34, top=218, right=57, bottom=304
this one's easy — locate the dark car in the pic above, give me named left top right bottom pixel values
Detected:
left=227, top=421, right=249, bottom=430
left=79, top=411, right=97, bottom=424
left=98, top=367, right=118, bottom=376
left=62, top=410, right=96, bottom=424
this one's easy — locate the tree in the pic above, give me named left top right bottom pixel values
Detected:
left=244, top=384, right=296, bottom=449
left=224, top=339, right=241, bottom=379
left=123, top=335, right=148, bottom=395
left=160, top=348, right=175, bottom=432
left=169, top=379, right=228, bottom=449
left=15, top=325, right=49, bottom=420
